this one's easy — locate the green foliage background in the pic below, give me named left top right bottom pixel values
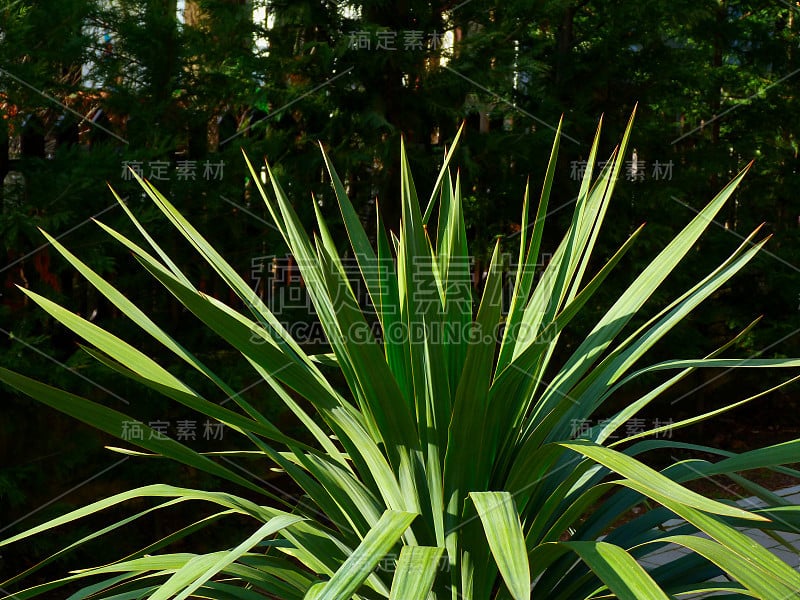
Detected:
left=2, top=0, right=800, bottom=585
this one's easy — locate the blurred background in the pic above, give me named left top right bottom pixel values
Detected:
left=2, top=0, right=800, bottom=585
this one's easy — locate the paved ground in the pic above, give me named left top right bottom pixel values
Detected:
left=638, top=484, right=800, bottom=597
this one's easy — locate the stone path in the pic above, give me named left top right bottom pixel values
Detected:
left=638, top=484, right=800, bottom=596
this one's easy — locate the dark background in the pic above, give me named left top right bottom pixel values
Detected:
left=2, top=0, right=800, bottom=586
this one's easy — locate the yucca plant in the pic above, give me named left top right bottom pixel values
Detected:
left=3, top=112, right=800, bottom=600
